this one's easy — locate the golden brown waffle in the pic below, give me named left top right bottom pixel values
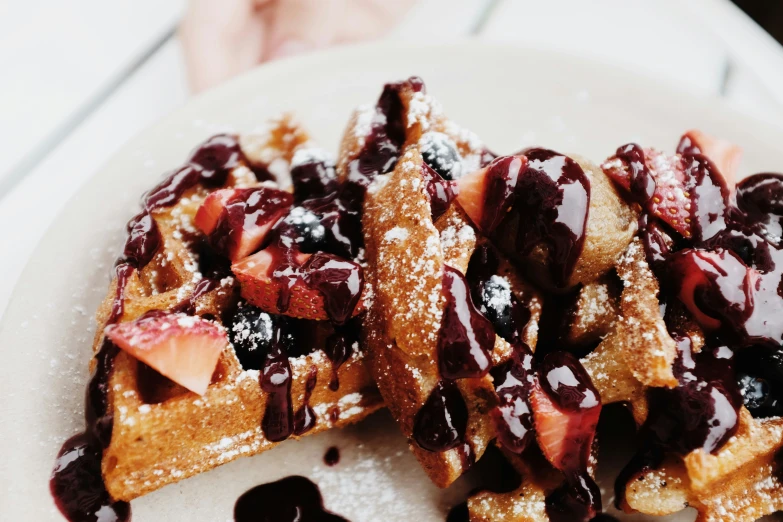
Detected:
left=623, top=410, right=783, bottom=522
left=92, top=117, right=382, bottom=501
left=358, top=82, right=542, bottom=487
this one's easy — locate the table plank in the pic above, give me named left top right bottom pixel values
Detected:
left=0, top=0, right=184, bottom=193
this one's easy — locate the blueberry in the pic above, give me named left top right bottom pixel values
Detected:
left=290, top=148, right=338, bottom=203
left=737, top=373, right=771, bottom=411
left=473, top=275, right=529, bottom=344
left=420, top=132, right=462, bottom=181
left=278, top=206, right=328, bottom=253
left=735, top=347, right=783, bottom=418
left=228, top=304, right=274, bottom=370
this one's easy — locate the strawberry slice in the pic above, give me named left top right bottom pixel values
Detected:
left=194, top=189, right=234, bottom=235
left=455, top=156, right=526, bottom=233
left=677, top=129, right=742, bottom=189
left=455, top=167, right=488, bottom=229
left=232, top=248, right=365, bottom=323
left=668, top=248, right=754, bottom=332
left=105, top=311, right=227, bottom=395
left=529, top=353, right=601, bottom=473
left=195, top=187, right=292, bottom=261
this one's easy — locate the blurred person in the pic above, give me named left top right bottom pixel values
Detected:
left=180, top=0, right=416, bottom=93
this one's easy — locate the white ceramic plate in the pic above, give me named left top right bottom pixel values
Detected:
left=2, top=42, right=783, bottom=522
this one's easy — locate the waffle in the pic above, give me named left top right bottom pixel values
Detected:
left=52, top=77, right=783, bottom=522
left=55, top=117, right=384, bottom=509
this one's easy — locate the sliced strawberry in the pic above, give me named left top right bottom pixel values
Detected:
left=196, top=186, right=293, bottom=261
left=668, top=248, right=754, bottom=332
left=455, top=167, right=488, bottom=228
left=642, top=149, right=693, bottom=237
left=529, top=353, right=601, bottom=473
left=194, top=189, right=234, bottom=235
left=105, top=311, right=227, bottom=395
left=677, top=129, right=742, bottom=189
left=232, top=248, right=365, bottom=322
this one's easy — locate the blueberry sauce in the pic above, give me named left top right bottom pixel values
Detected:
left=420, top=163, right=457, bottom=221
left=412, top=380, right=469, bottom=453
left=171, top=278, right=220, bottom=315
left=323, top=446, right=340, bottom=467
left=323, top=324, right=356, bottom=391
left=234, top=476, right=348, bottom=522
left=489, top=345, right=535, bottom=454
left=50, top=433, right=131, bottom=522
left=293, top=365, right=318, bottom=436
left=479, top=155, right=528, bottom=234
left=445, top=502, right=470, bottom=522
left=537, top=351, right=602, bottom=522
left=466, top=243, right=530, bottom=345
left=683, top=153, right=730, bottom=244
left=260, top=319, right=295, bottom=442
left=436, top=265, right=495, bottom=380
left=50, top=339, right=130, bottom=521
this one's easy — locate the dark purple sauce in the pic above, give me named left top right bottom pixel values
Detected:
left=480, top=155, right=527, bottom=234
left=323, top=446, right=340, bottom=467
left=293, top=365, right=318, bottom=436
left=683, top=154, right=730, bottom=244
left=436, top=265, right=494, bottom=380
left=489, top=345, right=534, bottom=454
left=537, top=352, right=602, bottom=522
left=51, top=339, right=130, bottom=521
left=171, top=278, right=220, bottom=315
left=260, top=320, right=295, bottom=442
left=420, top=163, right=457, bottom=221
left=234, top=476, right=348, bottom=522
left=50, top=433, right=131, bottom=522
left=323, top=325, right=356, bottom=392
left=445, top=502, right=470, bottom=522
left=412, top=380, right=469, bottom=453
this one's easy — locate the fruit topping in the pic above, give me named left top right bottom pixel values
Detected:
left=467, top=244, right=531, bottom=345
left=195, top=186, right=293, bottom=261
left=530, top=351, right=601, bottom=473
left=455, top=155, right=527, bottom=234
left=677, top=129, right=742, bottom=187
left=105, top=311, right=227, bottom=395
left=232, top=247, right=364, bottom=323
left=668, top=248, right=753, bottom=333
left=275, top=206, right=329, bottom=253
left=420, top=131, right=463, bottom=180
left=735, top=346, right=783, bottom=418
left=290, top=147, right=338, bottom=203
left=420, top=163, right=457, bottom=221
left=228, top=303, right=275, bottom=371
left=603, top=145, right=730, bottom=241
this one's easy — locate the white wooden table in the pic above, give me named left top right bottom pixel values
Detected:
left=1, top=0, right=782, bottom=320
